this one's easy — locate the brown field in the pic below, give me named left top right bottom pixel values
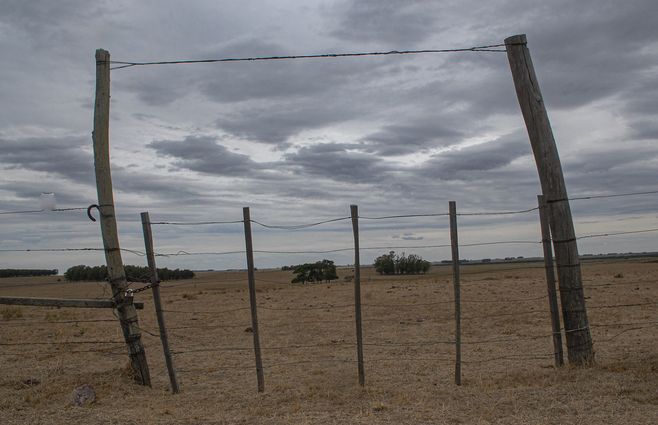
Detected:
left=1, top=259, right=657, bottom=424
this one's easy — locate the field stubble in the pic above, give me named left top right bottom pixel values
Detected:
left=0, top=259, right=657, bottom=424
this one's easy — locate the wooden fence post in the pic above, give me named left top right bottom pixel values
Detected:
left=350, top=205, right=365, bottom=386
left=92, top=49, right=150, bottom=385
left=141, top=212, right=180, bottom=393
left=243, top=207, right=265, bottom=392
left=505, top=34, right=594, bottom=365
left=449, top=201, right=462, bottom=386
left=537, top=196, right=565, bottom=367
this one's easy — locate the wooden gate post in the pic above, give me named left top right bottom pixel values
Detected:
left=350, top=205, right=365, bottom=386
left=449, top=201, right=462, bottom=385
left=93, top=49, right=151, bottom=385
left=505, top=35, right=594, bottom=365
left=242, top=207, right=265, bottom=392
left=537, top=195, right=564, bottom=367
left=141, top=212, right=180, bottom=393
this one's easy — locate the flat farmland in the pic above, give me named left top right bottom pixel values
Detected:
left=1, top=259, right=657, bottom=424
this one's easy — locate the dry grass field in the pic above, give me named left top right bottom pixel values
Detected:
left=1, top=259, right=657, bottom=424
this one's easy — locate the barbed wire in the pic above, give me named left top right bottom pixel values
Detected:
left=108, top=44, right=509, bottom=70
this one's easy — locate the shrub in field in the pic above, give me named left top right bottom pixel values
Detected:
left=64, top=265, right=195, bottom=281
left=0, top=269, right=58, bottom=278
left=374, top=251, right=431, bottom=275
left=290, top=259, right=339, bottom=284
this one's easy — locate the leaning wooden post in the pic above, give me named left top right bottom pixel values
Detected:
left=92, top=49, right=151, bottom=385
left=243, top=207, right=265, bottom=392
left=350, top=205, right=365, bottom=386
left=448, top=201, right=462, bottom=386
left=537, top=195, right=564, bottom=367
left=141, top=212, right=180, bottom=393
left=505, top=34, right=594, bottom=365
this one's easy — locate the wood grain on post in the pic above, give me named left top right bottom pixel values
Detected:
left=243, top=207, right=265, bottom=392
left=92, top=49, right=151, bottom=384
left=449, top=201, right=462, bottom=386
left=141, top=212, right=180, bottom=394
left=537, top=195, right=565, bottom=367
left=505, top=35, right=594, bottom=365
left=350, top=205, right=365, bottom=386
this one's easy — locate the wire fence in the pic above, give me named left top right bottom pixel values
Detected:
left=1, top=189, right=657, bottom=391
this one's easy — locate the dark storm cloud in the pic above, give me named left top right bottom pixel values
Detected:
left=330, top=0, right=436, bottom=45
left=0, top=136, right=94, bottom=182
left=282, top=143, right=391, bottom=183
left=360, top=118, right=465, bottom=156
left=215, top=101, right=356, bottom=145
left=148, top=135, right=264, bottom=177
left=418, top=133, right=532, bottom=181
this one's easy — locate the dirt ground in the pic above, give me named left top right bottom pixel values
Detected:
left=1, top=259, right=657, bottom=424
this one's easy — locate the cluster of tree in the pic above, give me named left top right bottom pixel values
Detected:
left=0, top=269, right=58, bottom=278
left=64, top=265, right=195, bottom=282
left=290, top=259, right=338, bottom=284
left=373, top=251, right=431, bottom=275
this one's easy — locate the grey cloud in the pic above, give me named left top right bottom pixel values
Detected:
left=282, top=143, right=391, bottom=183
left=215, top=101, right=356, bottom=145
left=360, top=118, right=465, bottom=156
left=419, top=134, right=532, bottom=181
left=0, top=136, right=94, bottom=183
left=148, top=135, right=263, bottom=177
left=628, top=120, right=658, bottom=141
left=330, top=0, right=437, bottom=45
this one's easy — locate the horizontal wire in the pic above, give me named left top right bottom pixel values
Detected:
left=108, top=44, right=508, bottom=70
left=0, top=247, right=146, bottom=256
left=250, top=217, right=351, bottom=230
left=577, top=228, right=658, bottom=240
left=0, top=206, right=90, bottom=215
left=360, top=213, right=449, bottom=220
left=567, top=190, right=658, bottom=202
left=457, top=207, right=539, bottom=216
left=150, top=219, right=243, bottom=226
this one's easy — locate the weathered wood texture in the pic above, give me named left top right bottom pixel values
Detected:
left=243, top=207, right=265, bottom=392
left=93, top=49, right=151, bottom=384
left=537, top=195, right=565, bottom=367
left=350, top=205, right=365, bottom=386
left=0, top=296, right=143, bottom=309
left=449, top=201, right=462, bottom=385
left=505, top=35, right=594, bottom=365
left=141, top=212, right=180, bottom=394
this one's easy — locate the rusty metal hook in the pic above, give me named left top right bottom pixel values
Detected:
left=87, top=204, right=101, bottom=222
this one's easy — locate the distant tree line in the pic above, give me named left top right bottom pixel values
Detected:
left=374, top=251, right=431, bottom=275
left=288, top=259, right=338, bottom=284
left=64, top=265, right=194, bottom=282
left=0, top=269, right=58, bottom=278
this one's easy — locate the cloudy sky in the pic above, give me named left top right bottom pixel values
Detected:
left=1, top=0, right=657, bottom=272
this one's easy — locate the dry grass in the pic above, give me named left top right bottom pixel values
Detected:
left=1, top=259, right=657, bottom=424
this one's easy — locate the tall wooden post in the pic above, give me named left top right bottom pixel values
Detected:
left=449, top=201, right=462, bottom=385
left=537, top=195, right=564, bottom=367
left=243, top=207, right=265, bottom=392
left=350, top=205, right=365, bottom=386
left=505, top=35, right=594, bottom=365
left=92, top=49, right=151, bottom=384
left=141, top=212, right=180, bottom=393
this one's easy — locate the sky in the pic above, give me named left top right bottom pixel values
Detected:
left=1, top=0, right=657, bottom=273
